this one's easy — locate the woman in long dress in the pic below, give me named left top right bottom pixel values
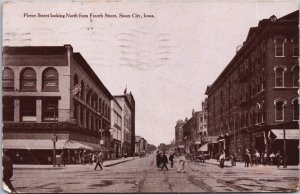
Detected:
left=177, top=154, right=186, bottom=173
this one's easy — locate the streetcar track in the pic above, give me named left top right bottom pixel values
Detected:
left=192, top=161, right=249, bottom=192
left=163, top=170, right=173, bottom=192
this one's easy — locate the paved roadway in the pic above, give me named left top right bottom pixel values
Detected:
left=10, top=154, right=299, bottom=193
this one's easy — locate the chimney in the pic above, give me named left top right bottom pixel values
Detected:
left=64, top=44, right=73, bottom=66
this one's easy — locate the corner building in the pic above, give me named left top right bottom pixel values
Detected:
left=205, top=11, right=299, bottom=164
left=2, top=45, right=114, bottom=163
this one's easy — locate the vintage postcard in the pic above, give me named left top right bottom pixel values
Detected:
left=2, top=0, right=299, bottom=193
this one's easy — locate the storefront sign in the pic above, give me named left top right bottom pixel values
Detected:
left=203, top=136, right=218, bottom=143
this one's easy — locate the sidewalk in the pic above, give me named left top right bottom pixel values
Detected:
left=14, top=157, right=136, bottom=169
left=194, top=158, right=299, bottom=170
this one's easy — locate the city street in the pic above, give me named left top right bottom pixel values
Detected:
left=10, top=154, right=299, bottom=193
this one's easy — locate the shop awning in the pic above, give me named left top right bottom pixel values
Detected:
left=63, top=140, right=94, bottom=150
left=79, top=141, right=108, bottom=152
left=2, top=139, right=102, bottom=151
left=198, top=143, right=208, bottom=152
left=271, top=129, right=299, bottom=140
left=194, top=141, right=201, bottom=144
left=178, top=145, right=185, bottom=148
left=2, top=139, right=66, bottom=150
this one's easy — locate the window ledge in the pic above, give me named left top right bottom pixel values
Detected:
left=275, top=120, right=284, bottom=122
left=273, top=87, right=298, bottom=89
left=275, top=56, right=285, bottom=58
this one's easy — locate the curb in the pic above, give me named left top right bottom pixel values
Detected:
left=103, top=158, right=135, bottom=167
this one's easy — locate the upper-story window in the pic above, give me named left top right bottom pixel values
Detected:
left=274, top=99, right=286, bottom=121
left=274, top=37, right=287, bottom=57
left=42, top=68, right=59, bottom=92
left=86, top=90, right=92, bottom=105
left=80, top=80, right=85, bottom=100
left=20, top=68, right=37, bottom=91
left=274, top=65, right=287, bottom=87
left=292, top=65, right=299, bottom=87
left=73, top=74, right=79, bottom=97
left=292, top=98, right=299, bottom=121
left=291, top=38, right=299, bottom=57
left=2, top=67, right=14, bottom=91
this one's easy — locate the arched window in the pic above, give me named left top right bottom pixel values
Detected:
left=80, top=81, right=85, bottom=100
left=42, top=68, right=59, bottom=92
left=292, top=65, right=299, bottom=87
left=73, top=74, right=79, bottom=96
left=274, top=37, right=287, bottom=57
left=274, top=66, right=287, bottom=87
left=86, top=90, right=92, bottom=105
left=20, top=68, right=36, bottom=91
left=292, top=98, right=299, bottom=121
left=98, top=98, right=102, bottom=113
left=2, top=67, right=14, bottom=91
left=92, top=94, right=97, bottom=109
left=102, top=101, right=105, bottom=114
left=291, top=38, right=299, bottom=57
left=274, top=99, right=286, bottom=121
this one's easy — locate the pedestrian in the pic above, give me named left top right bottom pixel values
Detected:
left=255, top=150, right=260, bottom=166
left=219, top=152, right=226, bottom=168
left=94, top=151, right=103, bottom=170
left=156, top=151, right=161, bottom=168
left=161, top=152, right=168, bottom=171
left=263, top=152, right=268, bottom=165
left=269, top=152, right=275, bottom=165
left=169, top=153, right=174, bottom=168
left=244, top=149, right=250, bottom=167
left=275, top=151, right=282, bottom=168
left=177, top=154, right=186, bottom=173
left=2, top=149, right=16, bottom=193
left=59, top=152, right=65, bottom=167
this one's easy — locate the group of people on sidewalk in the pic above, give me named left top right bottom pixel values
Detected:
left=156, top=151, right=187, bottom=173
left=216, top=149, right=286, bottom=168
left=244, top=149, right=284, bottom=167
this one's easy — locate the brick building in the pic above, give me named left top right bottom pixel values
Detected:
left=205, top=11, right=299, bottom=164
left=2, top=45, right=114, bottom=164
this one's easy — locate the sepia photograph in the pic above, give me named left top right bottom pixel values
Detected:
left=1, top=0, right=299, bottom=193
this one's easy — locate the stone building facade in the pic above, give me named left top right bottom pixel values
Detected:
left=205, top=11, right=299, bottom=164
left=114, top=92, right=136, bottom=156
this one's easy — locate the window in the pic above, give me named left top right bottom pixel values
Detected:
left=3, top=97, right=14, bottom=121
left=275, top=100, right=285, bottom=121
left=80, top=81, right=85, bottom=100
left=20, top=68, right=36, bottom=91
left=80, top=107, right=84, bottom=126
left=86, top=110, right=90, bottom=129
left=73, top=102, right=78, bottom=123
left=42, top=68, right=58, bottom=92
left=292, top=98, right=299, bottom=120
left=292, top=65, right=299, bottom=87
left=73, top=74, right=79, bottom=96
left=20, top=98, right=36, bottom=122
left=99, top=99, right=102, bottom=113
left=2, top=67, right=14, bottom=91
left=292, top=38, right=299, bottom=57
left=274, top=37, right=286, bottom=57
left=86, top=90, right=92, bottom=105
left=42, top=99, right=58, bottom=122
left=274, top=66, right=286, bottom=87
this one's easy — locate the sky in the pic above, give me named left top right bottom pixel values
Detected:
left=2, top=0, right=298, bottom=146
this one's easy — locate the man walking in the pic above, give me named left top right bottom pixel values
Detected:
left=156, top=151, right=161, bottom=168
left=94, top=151, right=103, bottom=170
left=161, top=152, right=168, bottom=171
left=169, top=153, right=174, bottom=168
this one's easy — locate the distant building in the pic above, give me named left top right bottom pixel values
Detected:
left=114, top=92, right=135, bottom=156
left=205, top=11, right=299, bottom=164
left=111, top=99, right=122, bottom=158
left=175, top=119, right=186, bottom=148
left=135, top=136, right=148, bottom=155
left=2, top=45, right=114, bottom=163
